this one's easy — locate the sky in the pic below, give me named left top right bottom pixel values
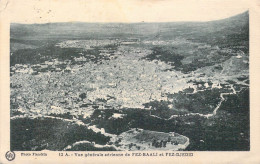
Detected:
left=1, top=0, right=252, bottom=23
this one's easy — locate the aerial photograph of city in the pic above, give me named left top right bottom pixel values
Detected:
left=10, top=11, right=249, bottom=151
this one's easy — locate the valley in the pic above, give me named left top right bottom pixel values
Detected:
left=10, top=11, right=249, bottom=151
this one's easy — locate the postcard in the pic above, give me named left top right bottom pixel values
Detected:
left=0, top=0, right=260, bottom=163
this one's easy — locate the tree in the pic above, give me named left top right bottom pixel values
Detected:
left=79, top=93, right=86, bottom=100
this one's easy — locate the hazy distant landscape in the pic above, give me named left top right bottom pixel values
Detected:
left=10, top=11, right=249, bottom=151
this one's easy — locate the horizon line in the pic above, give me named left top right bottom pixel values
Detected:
left=11, top=10, right=248, bottom=25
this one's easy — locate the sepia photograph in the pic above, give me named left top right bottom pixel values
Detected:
left=10, top=11, right=249, bottom=151
left=1, top=0, right=260, bottom=163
